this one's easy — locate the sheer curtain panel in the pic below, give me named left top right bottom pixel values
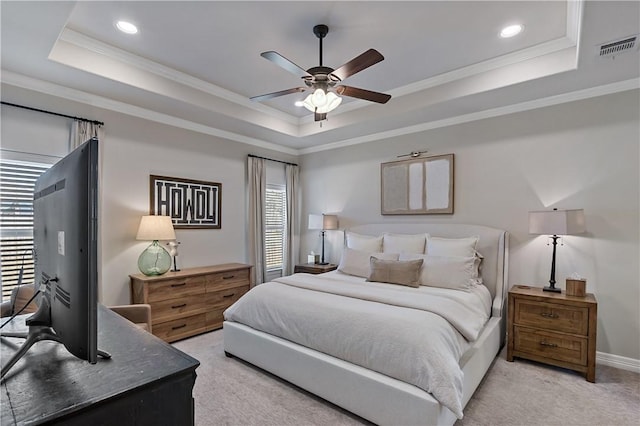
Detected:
left=248, top=157, right=266, bottom=285
left=71, top=121, right=104, bottom=150
left=284, top=164, right=300, bottom=276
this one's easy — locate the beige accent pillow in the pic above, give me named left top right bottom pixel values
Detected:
left=382, top=233, right=427, bottom=254
left=338, top=248, right=399, bottom=278
left=366, top=258, right=424, bottom=288
left=346, top=232, right=383, bottom=252
left=399, top=253, right=478, bottom=290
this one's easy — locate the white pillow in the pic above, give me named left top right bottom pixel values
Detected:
left=426, top=235, right=479, bottom=257
left=399, top=253, right=479, bottom=290
left=382, top=233, right=427, bottom=254
left=346, top=232, right=383, bottom=252
left=338, top=248, right=399, bottom=278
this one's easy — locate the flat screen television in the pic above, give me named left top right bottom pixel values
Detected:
left=1, top=137, right=109, bottom=379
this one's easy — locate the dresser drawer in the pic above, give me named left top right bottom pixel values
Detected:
left=151, top=294, right=209, bottom=323
left=205, top=306, right=227, bottom=330
left=147, top=276, right=206, bottom=303
left=206, top=268, right=250, bottom=290
left=205, top=285, right=248, bottom=308
left=153, top=313, right=206, bottom=342
left=514, top=326, right=588, bottom=366
left=515, top=299, right=588, bottom=335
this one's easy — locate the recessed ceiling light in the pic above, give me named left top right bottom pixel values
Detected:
left=116, top=20, right=138, bottom=35
left=500, top=24, right=523, bottom=38
left=294, top=100, right=305, bottom=107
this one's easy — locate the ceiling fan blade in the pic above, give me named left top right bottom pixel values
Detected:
left=331, top=49, right=384, bottom=81
left=314, top=111, right=327, bottom=122
left=250, top=87, right=306, bottom=102
left=261, top=51, right=311, bottom=78
left=335, top=85, right=391, bottom=104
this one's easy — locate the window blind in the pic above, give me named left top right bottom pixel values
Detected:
left=0, top=159, right=50, bottom=300
left=265, top=186, right=286, bottom=271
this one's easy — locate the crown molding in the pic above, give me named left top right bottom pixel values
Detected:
left=300, top=0, right=584, bottom=124
left=58, top=28, right=300, bottom=126
left=60, top=0, right=582, bottom=130
left=299, top=78, right=640, bottom=155
left=4, top=70, right=635, bottom=157
left=1, top=70, right=298, bottom=156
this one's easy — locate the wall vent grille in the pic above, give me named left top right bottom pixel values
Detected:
left=598, top=35, right=638, bottom=57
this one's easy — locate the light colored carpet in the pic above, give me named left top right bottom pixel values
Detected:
left=173, top=329, right=640, bottom=426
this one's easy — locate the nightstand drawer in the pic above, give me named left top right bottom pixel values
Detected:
left=514, top=326, right=588, bottom=366
left=515, top=299, right=588, bottom=335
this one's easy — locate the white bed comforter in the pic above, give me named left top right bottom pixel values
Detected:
left=224, top=271, right=492, bottom=418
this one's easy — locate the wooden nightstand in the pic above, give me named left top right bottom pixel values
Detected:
left=507, top=285, right=597, bottom=382
left=294, top=263, right=338, bottom=274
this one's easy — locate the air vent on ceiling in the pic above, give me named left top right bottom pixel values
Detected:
left=598, top=35, right=638, bottom=58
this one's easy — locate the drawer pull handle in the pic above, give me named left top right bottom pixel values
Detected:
left=171, top=283, right=187, bottom=288
left=223, top=293, right=235, bottom=298
left=222, top=275, right=235, bottom=280
left=172, top=324, right=187, bottom=330
left=539, top=341, right=558, bottom=348
left=171, top=303, right=187, bottom=309
left=540, top=312, right=559, bottom=319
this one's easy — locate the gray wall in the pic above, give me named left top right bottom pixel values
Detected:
left=300, top=90, right=640, bottom=360
left=2, top=83, right=638, bottom=361
left=1, top=84, right=297, bottom=306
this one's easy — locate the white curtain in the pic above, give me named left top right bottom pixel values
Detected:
left=284, top=164, right=300, bottom=276
left=71, top=120, right=104, bottom=150
left=248, top=157, right=266, bottom=285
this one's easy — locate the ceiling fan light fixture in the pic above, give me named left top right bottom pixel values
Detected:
left=302, top=89, right=342, bottom=113
left=500, top=24, right=523, bottom=38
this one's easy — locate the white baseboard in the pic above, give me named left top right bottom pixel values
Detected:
left=596, top=351, right=640, bottom=373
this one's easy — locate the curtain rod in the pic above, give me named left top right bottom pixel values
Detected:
left=248, top=154, right=298, bottom=167
left=1, top=101, right=105, bottom=126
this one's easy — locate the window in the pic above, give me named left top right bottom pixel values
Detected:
left=0, top=159, right=50, bottom=301
left=265, top=185, right=286, bottom=275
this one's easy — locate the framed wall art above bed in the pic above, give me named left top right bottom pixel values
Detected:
left=149, top=175, right=221, bottom=229
left=381, top=153, right=454, bottom=215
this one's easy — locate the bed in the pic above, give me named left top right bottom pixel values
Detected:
left=223, top=223, right=509, bottom=426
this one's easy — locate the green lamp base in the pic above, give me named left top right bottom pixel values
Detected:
left=138, top=240, right=171, bottom=276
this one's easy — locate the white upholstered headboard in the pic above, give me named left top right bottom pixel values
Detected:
left=346, top=223, right=509, bottom=319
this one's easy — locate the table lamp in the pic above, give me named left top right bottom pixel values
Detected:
left=136, top=215, right=176, bottom=276
left=308, top=214, right=338, bottom=265
left=529, top=208, right=586, bottom=292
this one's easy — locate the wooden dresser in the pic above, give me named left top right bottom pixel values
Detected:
left=507, top=285, right=597, bottom=382
left=130, top=263, right=252, bottom=342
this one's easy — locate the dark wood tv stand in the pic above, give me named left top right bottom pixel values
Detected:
left=1, top=304, right=199, bottom=425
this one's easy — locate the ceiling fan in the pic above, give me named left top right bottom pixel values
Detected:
left=250, top=24, right=391, bottom=122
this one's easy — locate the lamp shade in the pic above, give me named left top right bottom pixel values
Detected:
left=136, top=215, right=176, bottom=241
left=302, top=89, right=342, bottom=114
left=529, top=209, right=586, bottom=235
left=308, top=214, right=339, bottom=231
